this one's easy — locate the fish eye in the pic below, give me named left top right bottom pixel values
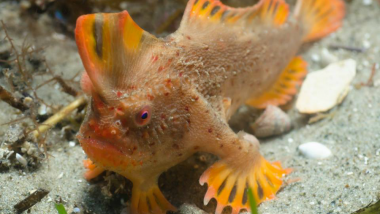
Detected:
left=135, top=106, right=151, bottom=127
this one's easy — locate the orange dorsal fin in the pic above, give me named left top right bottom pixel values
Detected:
left=75, top=11, right=159, bottom=99
left=294, top=0, right=345, bottom=42
left=246, top=56, right=307, bottom=109
left=177, top=0, right=289, bottom=32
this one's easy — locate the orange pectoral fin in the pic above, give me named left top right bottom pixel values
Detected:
left=200, top=155, right=291, bottom=214
left=246, top=56, right=308, bottom=109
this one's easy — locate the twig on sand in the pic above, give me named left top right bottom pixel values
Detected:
left=353, top=200, right=380, bottom=214
left=329, top=44, right=366, bottom=53
left=355, top=63, right=378, bottom=89
left=32, top=96, right=87, bottom=139
left=14, top=189, right=49, bottom=213
left=0, top=84, right=29, bottom=111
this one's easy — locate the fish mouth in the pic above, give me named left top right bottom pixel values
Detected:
left=77, top=131, right=134, bottom=171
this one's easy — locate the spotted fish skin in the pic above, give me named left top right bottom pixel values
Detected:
left=75, top=0, right=345, bottom=213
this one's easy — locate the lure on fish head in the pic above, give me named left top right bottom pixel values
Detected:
left=75, top=11, right=198, bottom=178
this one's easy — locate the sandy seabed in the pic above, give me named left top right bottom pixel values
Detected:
left=0, top=0, right=380, bottom=214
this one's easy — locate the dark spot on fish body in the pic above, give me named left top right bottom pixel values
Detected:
left=194, top=146, right=200, bottom=150
left=210, top=6, right=221, bottom=16
left=152, top=55, right=158, bottom=62
left=166, top=58, right=173, bottom=66
left=158, top=66, right=164, bottom=72
left=221, top=10, right=230, bottom=21
left=147, top=94, right=154, bottom=100
left=202, top=1, right=210, bottom=10
left=208, top=128, right=213, bottom=133
left=172, top=144, right=180, bottom=150
left=228, top=12, right=236, bottom=19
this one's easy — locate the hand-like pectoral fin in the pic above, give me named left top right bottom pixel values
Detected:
left=197, top=128, right=291, bottom=214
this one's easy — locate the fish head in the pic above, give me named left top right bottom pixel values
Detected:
left=75, top=11, right=196, bottom=172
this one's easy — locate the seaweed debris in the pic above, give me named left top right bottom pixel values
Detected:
left=353, top=200, right=380, bottom=214
left=0, top=21, right=85, bottom=170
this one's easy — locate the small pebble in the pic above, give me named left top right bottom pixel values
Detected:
left=69, top=141, right=76, bottom=147
left=57, top=172, right=64, bottom=179
left=320, top=48, right=338, bottom=66
left=311, top=54, right=320, bottom=62
left=38, top=104, right=47, bottom=115
left=364, top=157, right=369, bottom=165
left=23, top=97, right=33, bottom=106
left=362, top=0, right=372, bottom=5
left=73, top=207, right=80, bottom=213
left=298, top=142, right=332, bottom=159
left=362, top=40, right=371, bottom=49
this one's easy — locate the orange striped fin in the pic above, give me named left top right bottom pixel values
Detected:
left=200, top=155, right=291, bottom=214
left=246, top=56, right=308, bottom=109
left=295, top=0, right=345, bottom=42
left=179, top=0, right=289, bottom=29
left=75, top=11, right=158, bottom=99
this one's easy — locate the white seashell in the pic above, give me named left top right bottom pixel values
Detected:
left=296, top=59, right=356, bottom=114
left=251, top=105, right=292, bottom=138
left=298, top=142, right=332, bottom=159
left=38, top=104, right=47, bottom=115
left=16, top=153, right=28, bottom=167
left=0, top=148, right=5, bottom=159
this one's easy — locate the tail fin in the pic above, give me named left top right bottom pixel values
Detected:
left=294, top=0, right=345, bottom=42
